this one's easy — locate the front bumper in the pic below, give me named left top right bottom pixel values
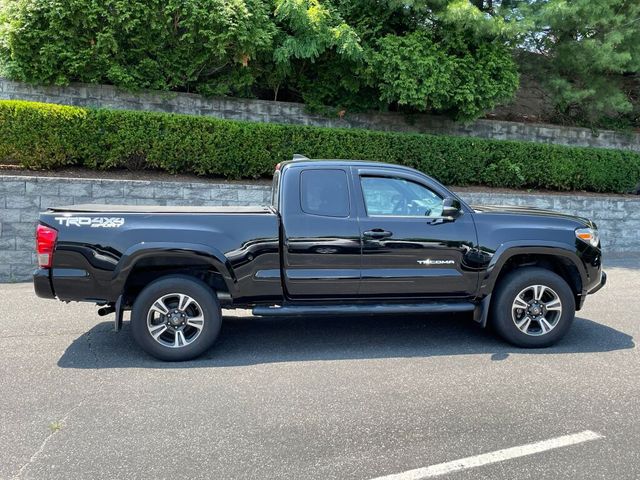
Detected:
left=33, top=268, right=55, bottom=299
left=577, top=269, right=606, bottom=310
left=588, top=270, right=607, bottom=295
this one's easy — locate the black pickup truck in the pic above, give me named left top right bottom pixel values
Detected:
left=34, top=157, right=606, bottom=360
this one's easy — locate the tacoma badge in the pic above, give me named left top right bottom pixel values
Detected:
left=417, top=259, right=455, bottom=265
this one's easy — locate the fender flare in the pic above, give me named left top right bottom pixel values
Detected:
left=111, top=242, right=238, bottom=298
left=479, top=241, right=588, bottom=297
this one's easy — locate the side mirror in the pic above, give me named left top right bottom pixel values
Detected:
left=441, top=197, right=462, bottom=219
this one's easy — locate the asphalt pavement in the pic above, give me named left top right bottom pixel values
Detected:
left=1, top=258, right=639, bottom=479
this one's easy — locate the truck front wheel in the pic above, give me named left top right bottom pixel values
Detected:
left=490, top=267, right=576, bottom=348
left=131, top=275, right=222, bottom=361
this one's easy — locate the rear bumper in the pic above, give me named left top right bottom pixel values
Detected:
left=33, top=268, right=55, bottom=299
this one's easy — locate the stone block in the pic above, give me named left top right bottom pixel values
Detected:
left=64, top=182, right=93, bottom=197
left=92, top=183, right=124, bottom=198
left=11, top=264, right=35, bottom=281
left=210, top=189, right=238, bottom=201
left=100, top=84, right=117, bottom=100
left=15, top=236, right=34, bottom=250
left=531, top=198, right=554, bottom=210
left=154, top=186, right=183, bottom=199
left=2, top=222, right=36, bottom=237
left=185, top=181, right=210, bottom=190
left=26, top=181, right=58, bottom=195
left=0, top=236, right=16, bottom=250
left=41, top=196, right=73, bottom=209
left=238, top=190, right=267, bottom=204
left=5, top=195, right=39, bottom=209
left=165, top=199, right=205, bottom=207
left=0, top=264, right=10, bottom=282
left=624, top=205, right=640, bottom=219
left=20, top=208, right=41, bottom=222
left=1, top=209, right=21, bottom=222
left=124, top=184, right=156, bottom=198
left=72, top=196, right=94, bottom=205
left=0, top=250, right=33, bottom=264
left=606, top=210, right=626, bottom=220
left=97, top=197, right=138, bottom=205
left=183, top=188, right=211, bottom=201
left=202, top=200, right=226, bottom=207
left=0, top=180, right=26, bottom=194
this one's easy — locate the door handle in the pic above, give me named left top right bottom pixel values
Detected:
left=363, top=229, right=393, bottom=239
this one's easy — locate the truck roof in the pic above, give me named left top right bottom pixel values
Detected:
left=279, top=156, right=424, bottom=175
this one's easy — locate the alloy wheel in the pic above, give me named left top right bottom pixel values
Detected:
left=146, top=293, right=205, bottom=348
left=511, top=284, right=563, bottom=337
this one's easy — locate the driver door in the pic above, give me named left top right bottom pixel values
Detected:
left=354, top=169, right=478, bottom=298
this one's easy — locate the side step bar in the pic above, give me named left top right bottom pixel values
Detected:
left=252, top=302, right=475, bottom=317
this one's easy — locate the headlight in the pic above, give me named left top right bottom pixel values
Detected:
left=576, top=227, right=599, bottom=247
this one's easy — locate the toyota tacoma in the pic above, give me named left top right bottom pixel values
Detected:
left=34, top=156, right=606, bottom=360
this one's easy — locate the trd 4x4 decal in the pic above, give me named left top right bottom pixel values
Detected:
left=54, top=217, right=125, bottom=228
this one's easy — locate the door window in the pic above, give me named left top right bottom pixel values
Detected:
left=361, top=176, right=444, bottom=217
left=300, top=169, right=350, bottom=217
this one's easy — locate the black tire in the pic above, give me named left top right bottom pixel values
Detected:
left=131, top=275, right=221, bottom=361
left=489, top=267, right=575, bottom=348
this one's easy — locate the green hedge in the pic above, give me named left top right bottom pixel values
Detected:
left=1, top=99, right=639, bottom=193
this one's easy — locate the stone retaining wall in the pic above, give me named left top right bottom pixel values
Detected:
left=1, top=78, right=639, bottom=152
left=1, top=175, right=637, bottom=282
left=0, top=176, right=271, bottom=282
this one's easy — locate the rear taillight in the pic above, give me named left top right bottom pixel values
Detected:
left=36, top=224, right=58, bottom=268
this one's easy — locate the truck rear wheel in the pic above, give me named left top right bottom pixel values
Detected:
left=131, top=275, right=221, bottom=361
left=490, top=267, right=575, bottom=348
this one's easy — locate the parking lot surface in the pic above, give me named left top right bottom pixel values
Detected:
left=1, top=258, right=639, bottom=479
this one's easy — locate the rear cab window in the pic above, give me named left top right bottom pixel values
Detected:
left=271, top=170, right=281, bottom=211
left=300, top=169, right=350, bottom=217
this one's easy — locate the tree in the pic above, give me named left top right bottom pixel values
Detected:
left=0, top=0, right=522, bottom=121
left=276, top=0, right=520, bottom=118
left=260, top=0, right=363, bottom=103
left=520, top=0, right=640, bottom=125
left=370, top=29, right=518, bottom=121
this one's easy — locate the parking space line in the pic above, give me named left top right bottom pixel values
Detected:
left=370, top=430, right=603, bottom=480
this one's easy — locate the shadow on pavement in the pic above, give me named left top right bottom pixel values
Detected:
left=57, top=313, right=634, bottom=369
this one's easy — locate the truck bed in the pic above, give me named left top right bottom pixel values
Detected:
left=48, top=204, right=274, bottom=214
left=39, top=203, right=281, bottom=304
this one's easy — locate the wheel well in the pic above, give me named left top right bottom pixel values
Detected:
left=493, top=254, right=583, bottom=306
left=122, top=256, right=229, bottom=308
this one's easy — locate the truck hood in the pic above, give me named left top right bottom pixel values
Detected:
left=471, top=204, right=595, bottom=228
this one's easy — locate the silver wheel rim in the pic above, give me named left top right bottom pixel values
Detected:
left=146, top=293, right=205, bottom=348
left=511, top=284, right=562, bottom=337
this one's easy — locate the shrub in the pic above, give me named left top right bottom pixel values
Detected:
left=0, top=0, right=274, bottom=95
left=0, top=99, right=639, bottom=193
left=0, top=100, right=87, bottom=167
